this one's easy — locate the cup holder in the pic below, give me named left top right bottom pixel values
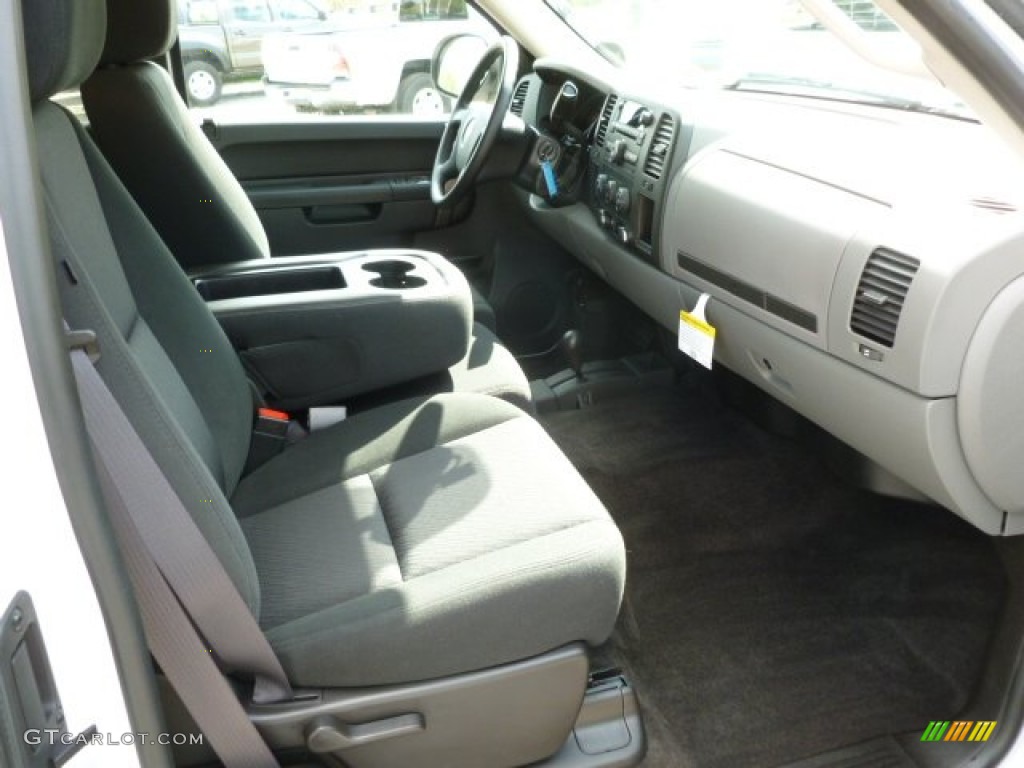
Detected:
left=362, top=259, right=427, bottom=290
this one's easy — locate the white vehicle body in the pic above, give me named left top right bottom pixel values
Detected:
left=0, top=220, right=139, bottom=767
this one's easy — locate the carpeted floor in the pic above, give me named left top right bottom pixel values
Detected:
left=542, top=381, right=1007, bottom=768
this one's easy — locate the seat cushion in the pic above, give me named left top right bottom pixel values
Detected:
left=232, top=393, right=625, bottom=688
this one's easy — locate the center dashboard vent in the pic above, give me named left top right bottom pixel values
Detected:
left=643, top=113, right=675, bottom=179
left=510, top=80, right=530, bottom=117
left=850, top=247, right=920, bottom=348
left=595, top=94, right=618, bottom=147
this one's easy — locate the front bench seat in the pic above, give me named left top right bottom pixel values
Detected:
left=80, top=0, right=497, bottom=334
left=23, top=0, right=625, bottom=738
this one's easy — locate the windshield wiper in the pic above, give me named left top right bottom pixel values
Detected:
left=725, top=74, right=974, bottom=120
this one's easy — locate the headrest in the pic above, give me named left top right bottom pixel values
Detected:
left=99, top=0, right=177, bottom=66
left=22, top=0, right=106, bottom=101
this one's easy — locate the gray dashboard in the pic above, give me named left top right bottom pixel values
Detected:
left=516, top=59, right=1024, bottom=535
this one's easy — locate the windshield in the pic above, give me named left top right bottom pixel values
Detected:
left=545, top=0, right=972, bottom=118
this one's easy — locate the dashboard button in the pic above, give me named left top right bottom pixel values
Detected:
left=611, top=140, right=627, bottom=164
left=859, top=344, right=884, bottom=362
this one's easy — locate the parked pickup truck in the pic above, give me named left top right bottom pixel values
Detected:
left=262, top=2, right=495, bottom=115
left=178, top=0, right=329, bottom=106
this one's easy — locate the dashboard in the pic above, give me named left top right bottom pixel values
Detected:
left=510, top=58, right=1024, bottom=536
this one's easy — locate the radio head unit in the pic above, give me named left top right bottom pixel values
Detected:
left=590, top=94, right=680, bottom=265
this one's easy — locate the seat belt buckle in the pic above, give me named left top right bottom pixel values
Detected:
left=257, top=408, right=290, bottom=433
left=244, top=408, right=291, bottom=474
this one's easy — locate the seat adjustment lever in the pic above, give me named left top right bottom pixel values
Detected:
left=305, top=712, right=424, bottom=754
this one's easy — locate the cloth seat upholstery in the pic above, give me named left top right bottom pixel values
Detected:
left=23, top=0, right=626, bottom=691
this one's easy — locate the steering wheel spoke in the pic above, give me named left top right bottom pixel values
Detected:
left=430, top=37, right=520, bottom=206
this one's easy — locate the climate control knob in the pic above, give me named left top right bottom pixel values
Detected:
left=595, top=173, right=609, bottom=199
left=615, top=187, right=631, bottom=215
left=605, top=179, right=618, bottom=206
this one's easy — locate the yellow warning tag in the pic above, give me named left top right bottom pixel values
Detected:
left=678, top=293, right=716, bottom=369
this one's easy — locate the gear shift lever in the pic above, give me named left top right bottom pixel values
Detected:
left=559, top=329, right=585, bottom=381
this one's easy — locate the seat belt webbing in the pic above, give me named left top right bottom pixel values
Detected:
left=68, top=344, right=285, bottom=767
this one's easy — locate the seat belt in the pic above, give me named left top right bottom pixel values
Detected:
left=66, top=335, right=287, bottom=767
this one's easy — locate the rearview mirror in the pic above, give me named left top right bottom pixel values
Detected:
left=431, top=34, right=489, bottom=97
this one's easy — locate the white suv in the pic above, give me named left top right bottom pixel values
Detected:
left=262, top=0, right=496, bottom=114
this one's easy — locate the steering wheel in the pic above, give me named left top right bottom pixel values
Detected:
left=430, top=36, right=519, bottom=206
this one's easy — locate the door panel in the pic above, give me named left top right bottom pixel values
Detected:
left=209, top=119, right=444, bottom=254
left=204, top=117, right=580, bottom=355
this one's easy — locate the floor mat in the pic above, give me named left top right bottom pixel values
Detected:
left=542, top=383, right=1007, bottom=768
left=781, top=737, right=914, bottom=768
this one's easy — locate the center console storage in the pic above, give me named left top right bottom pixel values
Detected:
left=194, top=265, right=347, bottom=301
left=190, top=250, right=473, bottom=410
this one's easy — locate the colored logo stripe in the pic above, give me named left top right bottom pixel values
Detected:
left=969, top=722, right=997, bottom=742
left=922, top=722, right=950, bottom=742
left=921, top=721, right=996, bottom=742
left=945, top=722, right=972, bottom=741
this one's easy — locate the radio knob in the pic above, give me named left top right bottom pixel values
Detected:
left=595, top=173, right=609, bottom=198
left=616, top=226, right=631, bottom=245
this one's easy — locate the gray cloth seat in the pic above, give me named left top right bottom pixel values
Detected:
left=81, top=0, right=521, bottom=409
left=23, top=0, right=625, bottom=692
left=233, top=394, right=624, bottom=687
left=80, top=0, right=499, bottom=335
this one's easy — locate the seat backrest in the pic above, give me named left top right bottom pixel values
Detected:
left=23, top=0, right=262, bottom=615
left=82, top=0, right=270, bottom=271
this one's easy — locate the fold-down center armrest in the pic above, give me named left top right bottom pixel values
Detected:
left=190, top=250, right=472, bottom=410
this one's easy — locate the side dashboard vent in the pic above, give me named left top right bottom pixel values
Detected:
left=850, top=248, right=920, bottom=348
left=643, top=113, right=675, bottom=179
left=595, top=94, right=618, bottom=147
left=510, top=80, right=530, bottom=117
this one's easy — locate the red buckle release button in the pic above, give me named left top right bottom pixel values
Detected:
left=258, top=408, right=290, bottom=422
